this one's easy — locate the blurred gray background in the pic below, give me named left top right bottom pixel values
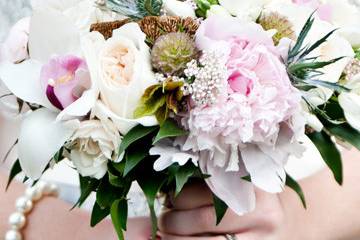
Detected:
left=0, top=0, right=31, bottom=41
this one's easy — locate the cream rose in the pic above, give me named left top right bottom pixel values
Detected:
left=83, top=22, right=158, bottom=135
left=69, top=118, right=121, bottom=179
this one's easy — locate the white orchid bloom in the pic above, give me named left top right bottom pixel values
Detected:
left=0, top=9, right=97, bottom=179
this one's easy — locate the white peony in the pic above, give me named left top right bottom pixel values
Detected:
left=82, top=22, right=158, bottom=135
left=69, top=118, right=122, bottom=179
left=162, top=0, right=196, bottom=18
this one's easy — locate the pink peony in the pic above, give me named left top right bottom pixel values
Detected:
left=40, top=55, right=91, bottom=110
left=0, top=18, right=30, bottom=63
left=182, top=16, right=305, bottom=215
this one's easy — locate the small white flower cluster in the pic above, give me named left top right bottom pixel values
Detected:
left=183, top=51, right=227, bottom=106
left=344, top=58, right=360, bottom=81
left=155, top=73, right=185, bottom=83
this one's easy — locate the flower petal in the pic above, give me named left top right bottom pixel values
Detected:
left=339, top=92, right=360, bottom=132
left=241, top=145, right=286, bottom=193
left=29, top=9, right=80, bottom=62
left=18, top=108, right=79, bottom=179
left=200, top=151, right=256, bottom=215
left=56, top=88, right=98, bottom=121
left=0, top=60, right=55, bottom=110
left=93, top=101, right=158, bottom=135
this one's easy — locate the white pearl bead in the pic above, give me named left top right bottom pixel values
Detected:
left=15, top=196, right=33, bottom=213
left=47, top=183, right=59, bottom=196
left=8, top=212, right=26, bottom=230
left=25, top=187, right=43, bottom=201
left=5, top=230, right=22, bottom=240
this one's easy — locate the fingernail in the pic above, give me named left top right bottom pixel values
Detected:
left=148, top=234, right=161, bottom=240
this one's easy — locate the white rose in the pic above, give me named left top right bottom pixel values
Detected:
left=219, top=0, right=271, bottom=20
left=83, top=22, right=158, bottom=135
left=206, top=5, right=231, bottom=17
left=31, top=0, right=124, bottom=33
left=162, top=0, right=196, bottom=18
left=339, top=74, right=360, bottom=132
left=69, top=118, right=121, bottom=179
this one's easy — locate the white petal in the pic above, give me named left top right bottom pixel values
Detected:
left=200, top=151, right=256, bottom=215
left=0, top=60, right=55, bottom=110
left=70, top=150, right=108, bottom=179
left=241, top=145, right=286, bottom=193
left=29, top=9, right=80, bottom=62
left=56, top=88, right=98, bottom=121
left=339, top=92, right=360, bottom=132
left=153, top=156, right=173, bottom=172
left=162, top=0, right=196, bottom=18
left=339, top=27, right=360, bottom=48
left=93, top=101, right=158, bottom=135
left=18, top=108, right=79, bottom=179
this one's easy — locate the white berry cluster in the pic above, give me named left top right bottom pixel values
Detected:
left=183, top=51, right=227, bottom=106
left=344, top=58, right=360, bottom=81
left=155, top=73, right=185, bottom=83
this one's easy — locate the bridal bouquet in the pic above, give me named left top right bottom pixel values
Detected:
left=2, top=0, right=360, bottom=239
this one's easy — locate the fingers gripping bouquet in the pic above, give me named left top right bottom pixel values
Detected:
left=2, top=0, right=360, bottom=239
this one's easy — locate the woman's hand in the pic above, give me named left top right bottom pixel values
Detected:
left=158, top=181, right=293, bottom=240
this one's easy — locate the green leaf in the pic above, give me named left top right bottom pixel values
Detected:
left=110, top=199, right=128, bottom=240
left=299, top=29, right=337, bottom=59
left=138, top=175, right=165, bottom=240
left=96, top=177, right=123, bottom=208
left=137, top=0, right=163, bottom=17
left=288, top=12, right=315, bottom=59
left=326, top=123, right=360, bottom=151
left=289, top=57, right=343, bottom=73
left=118, top=125, right=158, bottom=156
left=175, top=166, right=195, bottom=196
left=355, top=48, right=360, bottom=60
left=108, top=166, right=124, bottom=188
left=90, top=202, right=110, bottom=227
left=124, top=147, right=149, bottom=176
left=213, top=194, right=228, bottom=225
left=153, top=119, right=187, bottom=144
left=73, top=176, right=100, bottom=209
left=302, top=79, right=350, bottom=93
left=285, top=174, right=306, bottom=208
left=53, top=147, right=64, bottom=163
left=134, top=95, right=166, bottom=119
left=6, top=159, right=22, bottom=190
left=308, top=131, right=343, bottom=185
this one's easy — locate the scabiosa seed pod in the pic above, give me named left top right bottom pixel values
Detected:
left=151, top=32, right=197, bottom=76
left=258, top=12, right=296, bottom=45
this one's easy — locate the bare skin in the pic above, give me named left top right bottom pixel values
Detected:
left=159, top=148, right=360, bottom=240
left=0, top=169, right=151, bottom=240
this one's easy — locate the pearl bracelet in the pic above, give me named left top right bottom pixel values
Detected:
left=5, top=181, right=59, bottom=240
